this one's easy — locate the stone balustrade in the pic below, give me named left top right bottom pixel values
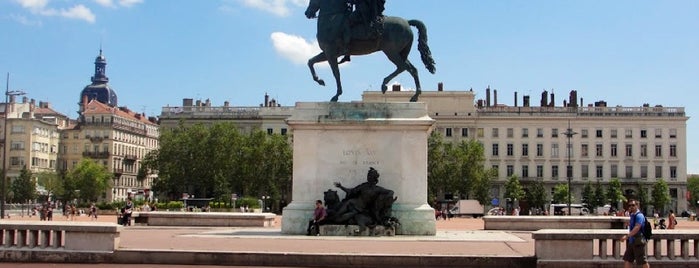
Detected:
left=484, top=216, right=628, bottom=231
left=533, top=229, right=699, bottom=268
left=0, top=221, right=120, bottom=252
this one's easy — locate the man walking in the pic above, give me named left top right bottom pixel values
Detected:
left=620, top=200, right=650, bottom=268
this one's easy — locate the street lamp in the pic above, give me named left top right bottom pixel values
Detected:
left=562, top=121, right=578, bottom=216
left=1, top=73, right=26, bottom=219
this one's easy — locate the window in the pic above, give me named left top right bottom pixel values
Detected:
left=581, top=144, right=588, bottom=157
left=10, top=141, right=24, bottom=150
left=522, top=128, right=529, bottom=138
left=641, top=166, right=648, bottom=178
left=477, top=128, right=484, bottom=138
left=596, top=165, right=603, bottom=178
left=655, top=128, right=662, bottom=138
left=536, top=143, right=543, bottom=157
left=492, top=143, right=499, bottom=156
left=492, top=128, right=499, bottom=138
left=595, top=144, right=603, bottom=157
left=640, top=144, right=648, bottom=157
left=611, top=143, right=617, bottom=157
left=611, top=129, right=618, bottom=138
left=581, top=129, right=588, bottom=138
left=596, top=129, right=603, bottom=138
left=611, top=164, right=618, bottom=178
left=669, top=129, right=677, bottom=138
left=552, top=165, right=559, bottom=179
left=11, top=125, right=24, bottom=133
left=522, top=165, right=529, bottom=178
left=655, top=145, right=662, bottom=157
left=625, top=144, right=633, bottom=157
left=267, top=128, right=273, bottom=135
left=625, top=129, right=632, bottom=138
left=551, top=143, right=559, bottom=157
left=492, top=165, right=499, bottom=176
left=10, top=156, right=25, bottom=166
left=670, top=144, right=677, bottom=157
left=461, top=128, right=469, bottom=137
left=445, top=128, right=452, bottom=137
left=655, top=166, right=662, bottom=179
left=537, top=128, right=544, bottom=138
left=507, top=165, right=514, bottom=177
left=581, top=164, right=589, bottom=178
left=625, top=166, right=633, bottom=178
left=551, top=128, right=558, bottom=138
left=507, top=143, right=514, bottom=156
left=537, top=165, right=544, bottom=178
left=670, top=166, right=677, bottom=179
left=281, top=128, right=287, bottom=135
left=640, top=129, right=647, bottom=138
left=507, top=128, right=514, bottom=138
left=522, top=143, right=529, bottom=156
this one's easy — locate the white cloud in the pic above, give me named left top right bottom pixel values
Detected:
left=270, top=32, right=320, bottom=65
left=239, top=0, right=307, bottom=17
left=13, top=0, right=97, bottom=23
left=94, top=0, right=143, bottom=8
left=9, top=14, right=42, bottom=26
left=59, top=4, right=96, bottom=23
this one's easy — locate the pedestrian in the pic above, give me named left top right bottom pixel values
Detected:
left=668, top=210, right=677, bottom=229
left=307, top=200, right=326, bottom=236
left=89, top=203, right=98, bottom=221
left=620, top=200, right=650, bottom=268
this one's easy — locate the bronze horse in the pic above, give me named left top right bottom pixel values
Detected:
left=305, top=0, right=436, bottom=102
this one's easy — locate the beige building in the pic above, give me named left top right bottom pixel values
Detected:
left=160, top=86, right=689, bottom=213
left=1, top=98, right=68, bottom=187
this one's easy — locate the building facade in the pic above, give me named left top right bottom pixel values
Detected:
left=161, top=85, right=689, bottom=213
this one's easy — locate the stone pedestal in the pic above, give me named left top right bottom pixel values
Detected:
left=281, top=102, right=436, bottom=235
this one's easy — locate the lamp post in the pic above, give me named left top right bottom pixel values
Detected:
left=562, top=121, right=577, bottom=216
left=1, top=73, right=26, bottom=219
left=261, top=196, right=270, bottom=212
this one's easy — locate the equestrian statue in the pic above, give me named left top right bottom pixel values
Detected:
left=305, top=0, right=436, bottom=102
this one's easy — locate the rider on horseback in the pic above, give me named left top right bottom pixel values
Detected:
left=340, top=0, right=386, bottom=63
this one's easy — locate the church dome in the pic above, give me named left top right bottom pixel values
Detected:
left=79, top=49, right=118, bottom=107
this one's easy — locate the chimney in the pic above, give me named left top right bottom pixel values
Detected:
left=81, top=94, right=88, bottom=112
left=264, top=93, right=269, bottom=107
left=523, top=95, right=530, bottom=107
left=549, top=91, right=555, bottom=107
left=23, top=97, right=29, bottom=103
left=183, top=98, right=193, bottom=106
left=541, top=90, right=548, bottom=107
left=493, top=89, right=498, bottom=106
left=195, top=100, right=201, bottom=106
left=514, top=92, right=518, bottom=107
left=437, top=82, right=443, bottom=91
left=392, top=84, right=400, bottom=91
left=580, top=97, right=584, bottom=107
left=477, top=99, right=484, bottom=108
left=223, top=101, right=230, bottom=107
left=486, top=86, right=491, bottom=107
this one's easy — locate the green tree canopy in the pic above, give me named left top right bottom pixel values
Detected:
left=66, top=159, right=112, bottom=202
left=651, top=178, right=671, bottom=214
left=593, top=180, right=606, bottom=209
left=581, top=181, right=593, bottom=210
left=606, top=178, right=625, bottom=208
left=527, top=179, right=547, bottom=211
left=504, top=175, right=524, bottom=201
left=10, top=166, right=36, bottom=203
left=36, top=171, right=62, bottom=202
left=552, top=183, right=572, bottom=204
left=688, top=175, right=699, bottom=210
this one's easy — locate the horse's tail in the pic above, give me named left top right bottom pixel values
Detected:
left=408, top=19, right=436, bottom=74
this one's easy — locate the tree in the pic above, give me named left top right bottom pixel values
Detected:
left=10, top=166, right=36, bottom=204
left=67, top=159, right=112, bottom=202
left=688, top=175, right=699, bottom=210
left=504, top=175, right=524, bottom=202
left=636, top=182, right=650, bottom=214
left=527, top=179, right=547, bottom=211
left=606, top=178, right=625, bottom=209
left=593, top=180, right=605, bottom=209
left=581, top=181, right=594, bottom=211
left=472, top=168, right=496, bottom=207
left=552, top=183, right=572, bottom=204
left=651, top=178, right=671, bottom=214
left=36, top=171, right=62, bottom=202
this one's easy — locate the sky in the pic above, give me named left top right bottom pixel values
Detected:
left=1, top=0, right=698, bottom=173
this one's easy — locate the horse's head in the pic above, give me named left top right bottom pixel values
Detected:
left=305, top=0, right=320, bottom=19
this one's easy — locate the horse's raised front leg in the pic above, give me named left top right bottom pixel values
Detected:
left=308, top=52, right=327, bottom=86
left=381, top=53, right=407, bottom=94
